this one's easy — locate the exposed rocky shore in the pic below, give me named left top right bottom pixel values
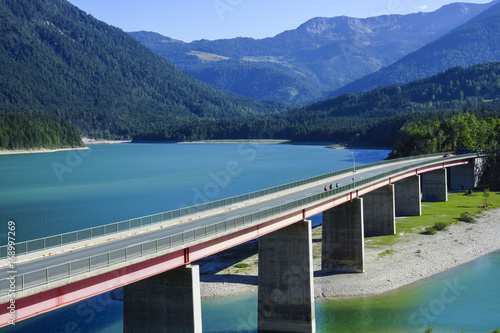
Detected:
left=198, top=209, right=500, bottom=299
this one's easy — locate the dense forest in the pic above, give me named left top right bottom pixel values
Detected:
left=134, top=62, right=500, bottom=145
left=390, top=113, right=500, bottom=157
left=0, top=0, right=283, bottom=140
left=176, top=60, right=322, bottom=104
left=390, top=112, right=500, bottom=189
left=0, top=113, right=83, bottom=149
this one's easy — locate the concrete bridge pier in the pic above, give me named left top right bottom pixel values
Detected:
left=450, top=157, right=487, bottom=190
left=395, top=175, right=421, bottom=216
left=258, top=220, right=315, bottom=333
left=422, top=169, right=448, bottom=202
left=123, top=265, right=202, bottom=333
left=321, top=198, right=364, bottom=273
left=363, top=185, right=396, bottom=237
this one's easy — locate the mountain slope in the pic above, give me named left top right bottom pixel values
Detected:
left=0, top=0, right=278, bottom=139
left=130, top=2, right=492, bottom=104
left=134, top=62, right=500, bottom=145
left=333, top=0, right=500, bottom=96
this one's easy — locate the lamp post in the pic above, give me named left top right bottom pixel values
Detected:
left=352, top=149, right=358, bottom=188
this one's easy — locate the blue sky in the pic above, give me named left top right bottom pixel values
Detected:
left=67, top=0, right=492, bottom=42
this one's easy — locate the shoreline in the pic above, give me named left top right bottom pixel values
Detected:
left=198, top=208, right=500, bottom=299
left=0, top=138, right=131, bottom=156
left=178, top=140, right=391, bottom=150
left=0, top=146, right=89, bottom=156
left=81, top=138, right=131, bottom=145
left=0, top=139, right=390, bottom=156
left=177, top=140, right=290, bottom=145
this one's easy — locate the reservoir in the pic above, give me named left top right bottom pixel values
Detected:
left=0, top=143, right=498, bottom=332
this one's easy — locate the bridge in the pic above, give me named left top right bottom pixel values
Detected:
left=0, top=152, right=487, bottom=332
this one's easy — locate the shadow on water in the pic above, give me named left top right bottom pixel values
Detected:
left=195, top=239, right=258, bottom=275
left=201, top=274, right=258, bottom=286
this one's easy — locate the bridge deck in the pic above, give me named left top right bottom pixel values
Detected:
left=0, top=153, right=482, bottom=327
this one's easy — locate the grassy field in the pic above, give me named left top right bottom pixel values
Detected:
left=367, top=190, right=500, bottom=246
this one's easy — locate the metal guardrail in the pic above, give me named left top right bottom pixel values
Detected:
left=0, top=152, right=482, bottom=296
left=0, top=169, right=352, bottom=259
left=0, top=152, right=449, bottom=259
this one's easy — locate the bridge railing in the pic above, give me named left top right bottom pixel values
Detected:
left=0, top=152, right=454, bottom=259
left=0, top=168, right=352, bottom=259
left=0, top=153, right=482, bottom=296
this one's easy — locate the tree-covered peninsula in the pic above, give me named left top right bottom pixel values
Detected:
left=0, top=113, right=83, bottom=150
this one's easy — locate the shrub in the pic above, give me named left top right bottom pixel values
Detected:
left=459, top=212, right=477, bottom=223
left=484, top=188, right=491, bottom=207
left=424, top=227, right=437, bottom=235
left=433, top=221, right=450, bottom=231
left=234, top=263, right=249, bottom=269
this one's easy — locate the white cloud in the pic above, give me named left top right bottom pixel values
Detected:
left=418, top=5, right=429, bottom=11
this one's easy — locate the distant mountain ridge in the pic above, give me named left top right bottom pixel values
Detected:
left=332, top=0, right=500, bottom=96
left=130, top=2, right=493, bottom=104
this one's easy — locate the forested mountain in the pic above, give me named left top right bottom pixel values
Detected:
left=0, top=0, right=281, bottom=139
left=333, top=0, right=500, bottom=96
left=283, top=62, right=500, bottom=142
left=130, top=2, right=492, bottom=104
left=134, top=62, right=500, bottom=145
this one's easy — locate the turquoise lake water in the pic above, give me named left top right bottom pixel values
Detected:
left=0, top=143, right=498, bottom=332
left=0, top=143, right=379, bottom=243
